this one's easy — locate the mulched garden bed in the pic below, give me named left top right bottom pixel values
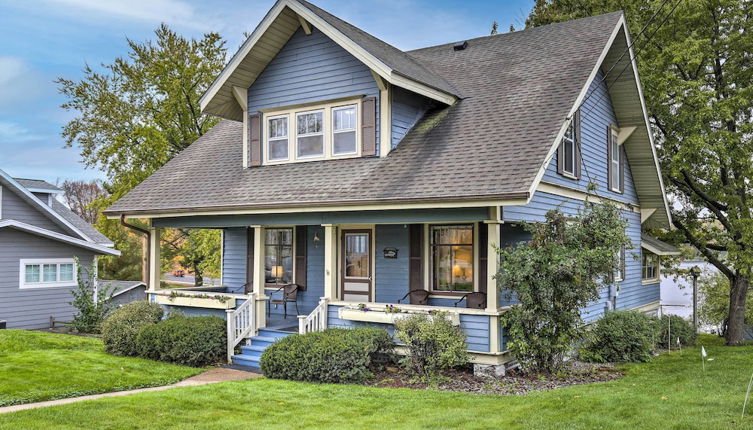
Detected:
left=369, top=361, right=623, bottom=395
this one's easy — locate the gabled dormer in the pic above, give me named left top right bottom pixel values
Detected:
left=199, top=0, right=457, bottom=168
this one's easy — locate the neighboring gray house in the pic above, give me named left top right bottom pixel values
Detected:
left=0, top=169, right=120, bottom=329
left=102, top=280, right=147, bottom=307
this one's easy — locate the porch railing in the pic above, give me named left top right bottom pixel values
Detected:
left=226, top=293, right=257, bottom=362
left=298, top=298, right=328, bottom=334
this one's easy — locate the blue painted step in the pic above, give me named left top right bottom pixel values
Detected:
left=230, top=329, right=295, bottom=369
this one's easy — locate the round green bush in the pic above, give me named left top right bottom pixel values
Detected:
left=656, top=314, right=697, bottom=348
left=260, top=328, right=394, bottom=383
left=394, top=313, right=469, bottom=377
left=136, top=315, right=226, bottom=367
left=101, top=301, right=163, bottom=356
left=580, top=311, right=658, bottom=363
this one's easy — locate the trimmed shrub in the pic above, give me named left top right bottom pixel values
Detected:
left=394, top=313, right=469, bottom=377
left=136, top=315, right=226, bottom=367
left=657, top=314, right=697, bottom=348
left=580, top=311, right=658, bottom=363
left=101, top=301, right=163, bottom=356
left=261, top=328, right=394, bottom=383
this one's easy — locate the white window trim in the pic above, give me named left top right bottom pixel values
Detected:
left=262, top=97, right=362, bottom=165
left=332, top=104, right=359, bottom=156
left=641, top=252, right=660, bottom=283
left=266, top=113, right=290, bottom=162
left=19, top=258, right=78, bottom=289
left=613, top=247, right=625, bottom=282
left=295, top=109, right=326, bottom=159
left=561, top=122, right=577, bottom=178
left=427, top=223, right=477, bottom=294
left=609, top=126, right=622, bottom=193
left=263, top=226, right=296, bottom=288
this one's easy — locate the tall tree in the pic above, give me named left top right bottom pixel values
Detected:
left=61, top=179, right=105, bottom=224
left=527, top=0, right=753, bottom=345
left=57, top=24, right=227, bottom=284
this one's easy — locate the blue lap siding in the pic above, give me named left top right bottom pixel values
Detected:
left=247, top=27, right=381, bottom=153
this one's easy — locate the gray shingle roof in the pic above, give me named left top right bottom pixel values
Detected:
left=13, top=178, right=62, bottom=192
left=99, top=280, right=147, bottom=297
left=296, top=0, right=460, bottom=97
left=641, top=233, right=681, bottom=256
left=50, top=199, right=113, bottom=245
left=105, top=11, right=623, bottom=216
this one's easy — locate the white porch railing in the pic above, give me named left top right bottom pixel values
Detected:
left=226, top=293, right=257, bottom=362
left=298, top=298, right=328, bottom=334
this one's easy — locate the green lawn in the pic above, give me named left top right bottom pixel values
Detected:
left=2, top=335, right=752, bottom=429
left=0, top=330, right=201, bottom=407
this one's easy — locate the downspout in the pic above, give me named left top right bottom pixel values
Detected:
left=120, top=215, right=151, bottom=284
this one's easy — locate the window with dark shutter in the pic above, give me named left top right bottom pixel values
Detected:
left=245, top=228, right=255, bottom=293
left=478, top=222, right=488, bottom=293
left=295, top=226, right=307, bottom=290
left=249, top=113, right=261, bottom=167
left=361, top=96, right=376, bottom=156
left=408, top=224, right=423, bottom=292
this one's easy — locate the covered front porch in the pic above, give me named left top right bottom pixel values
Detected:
left=144, top=207, right=520, bottom=366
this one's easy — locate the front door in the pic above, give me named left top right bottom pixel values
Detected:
left=341, top=230, right=372, bottom=302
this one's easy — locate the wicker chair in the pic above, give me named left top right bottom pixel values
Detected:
left=398, top=289, right=430, bottom=305
left=268, top=284, right=300, bottom=318
left=453, top=292, right=487, bottom=309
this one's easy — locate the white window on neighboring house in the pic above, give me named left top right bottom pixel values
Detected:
left=20, top=259, right=77, bottom=288
left=296, top=110, right=324, bottom=159
left=332, top=104, right=357, bottom=155
left=267, top=115, right=289, bottom=161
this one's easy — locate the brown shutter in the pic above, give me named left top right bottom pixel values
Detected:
left=574, top=110, right=582, bottom=179
left=361, top=97, right=376, bottom=156
left=295, top=226, right=307, bottom=290
left=408, top=224, right=423, bottom=292
left=556, top=141, right=565, bottom=175
left=607, top=126, right=613, bottom=191
left=478, top=222, right=488, bottom=293
left=245, top=228, right=255, bottom=293
left=249, top=113, right=261, bottom=167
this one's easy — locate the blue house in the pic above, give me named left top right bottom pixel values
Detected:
left=104, top=0, right=677, bottom=372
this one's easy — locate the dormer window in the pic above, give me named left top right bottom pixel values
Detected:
left=267, top=115, right=289, bottom=161
left=296, top=110, right=324, bottom=158
left=333, top=105, right=357, bottom=155
left=262, top=98, right=363, bottom=165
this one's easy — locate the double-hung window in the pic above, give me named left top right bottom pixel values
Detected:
left=296, top=110, right=324, bottom=158
left=613, top=247, right=625, bottom=282
left=562, top=121, right=577, bottom=176
left=263, top=98, right=363, bottom=164
left=609, top=127, right=622, bottom=193
left=265, top=228, right=293, bottom=285
left=431, top=225, right=474, bottom=292
left=332, top=104, right=357, bottom=155
left=642, top=252, right=659, bottom=281
left=267, top=115, right=289, bottom=161
left=20, top=259, right=76, bottom=288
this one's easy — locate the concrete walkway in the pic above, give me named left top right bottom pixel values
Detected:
left=0, top=367, right=259, bottom=415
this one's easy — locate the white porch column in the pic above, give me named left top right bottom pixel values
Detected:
left=322, top=224, right=338, bottom=300
left=148, top=226, right=161, bottom=292
left=251, top=225, right=266, bottom=327
left=485, top=207, right=501, bottom=313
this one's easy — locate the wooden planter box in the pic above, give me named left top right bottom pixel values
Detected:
left=339, top=308, right=460, bottom=325
left=154, top=294, right=235, bottom=310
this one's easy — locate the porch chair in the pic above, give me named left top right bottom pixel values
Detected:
left=268, top=283, right=300, bottom=318
left=453, top=292, right=487, bottom=309
left=397, top=289, right=430, bottom=305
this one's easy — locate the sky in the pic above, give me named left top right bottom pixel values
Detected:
left=0, top=0, right=534, bottom=185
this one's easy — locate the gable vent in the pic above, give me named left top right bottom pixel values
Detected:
left=453, top=41, right=468, bottom=51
